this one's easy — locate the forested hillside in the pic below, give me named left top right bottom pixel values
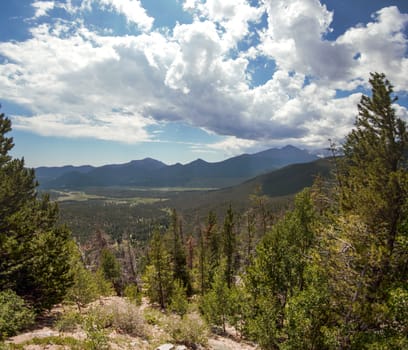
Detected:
left=1, top=73, right=407, bottom=349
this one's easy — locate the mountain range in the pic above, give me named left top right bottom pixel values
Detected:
left=36, top=145, right=319, bottom=189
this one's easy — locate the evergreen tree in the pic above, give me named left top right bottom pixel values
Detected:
left=0, top=110, right=74, bottom=311
left=143, top=229, right=173, bottom=309
left=244, top=189, right=317, bottom=349
left=222, top=205, right=236, bottom=288
left=201, top=259, right=233, bottom=334
left=99, top=248, right=122, bottom=295
left=198, top=210, right=219, bottom=295
left=324, top=72, right=408, bottom=347
left=169, top=279, right=188, bottom=317
left=169, top=209, right=192, bottom=296
left=64, top=244, right=100, bottom=311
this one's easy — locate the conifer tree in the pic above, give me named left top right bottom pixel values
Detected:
left=322, top=73, right=408, bottom=347
left=201, top=259, right=233, bottom=333
left=168, top=209, right=192, bottom=295
left=222, top=205, right=236, bottom=288
left=340, top=72, right=407, bottom=274
left=244, top=189, right=316, bottom=349
left=0, top=109, right=74, bottom=311
left=144, top=229, right=173, bottom=308
left=99, top=248, right=122, bottom=295
left=198, top=210, right=219, bottom=295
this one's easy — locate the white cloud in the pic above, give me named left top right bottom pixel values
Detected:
left=258, top=0, right=356, bottom=83
left=182, top=0, right=263, bottom=50
left=12, top=112, right=153, bottom=143
left=337, top=6, right=408, bottom=90
left=207, top=136, right=258, bottom=157
left=97, top=0, right=154, bottom=32
left=32, top=1, right=55, bottom=18
left=1, top=1, right=408, bottom=151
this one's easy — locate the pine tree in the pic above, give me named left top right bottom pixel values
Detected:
left=222, top=205, right=236, bottom=288
left=169, top=209, right=192, bottom=296
left=201, top=259, right=233, bottom=333
left=322, top=73, right=408, bottom=347
left=341, top=73, right=407, bottom=250
left=99, top=248, right=122, bottom=295
left=143, top=229, right=173, bottom=309
left=65, top=245, right=100, bottom=311
left=169, top=279, right=188, bottom=317
left=0, top=109, right=74, bottom=311
left=198, top=210, right=219, bottom=295
left=244, top=189, right=317, bottom=349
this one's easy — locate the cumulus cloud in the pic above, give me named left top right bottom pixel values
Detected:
left=96, top=0, right=154, bottom=32
left=337, top=6, right=408, bottom=90
left=32, top=1, right=55, bottom=18
left=207, top=136, right=258, bottom=157
left=1, top=0, right=407, bottom=150
left=12, top=111, right=153, bottom=143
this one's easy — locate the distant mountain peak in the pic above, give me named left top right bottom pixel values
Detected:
left=132, top=157, right=165, bottom=164
left=281, top=145, right=298, bottom=150
left=189, top=158, right=208, bottom=165
left=36, top=145, right=319, bottom=189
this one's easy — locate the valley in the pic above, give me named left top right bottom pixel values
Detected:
left=46, top=157, right=332, bottom=243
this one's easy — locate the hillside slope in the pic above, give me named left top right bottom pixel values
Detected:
left=163, top=157, right=334, bottom=221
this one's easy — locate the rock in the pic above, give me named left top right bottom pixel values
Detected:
left=155, top=343, right=188, bottom=350
left=156, top=344, right=175, bottom=350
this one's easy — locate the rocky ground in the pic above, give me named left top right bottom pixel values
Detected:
left=3, top=297, right=258, bottom=350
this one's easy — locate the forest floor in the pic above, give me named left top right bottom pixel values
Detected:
left=4, top=297, right=258, bottom=350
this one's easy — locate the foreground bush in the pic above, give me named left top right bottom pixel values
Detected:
left=166, top=313, right=209, bottom=348
left=0, top=290, right=35, bottom=340
left=55, top=310, right=83, bottom=332
left=109, top=300, right=146, bottom=337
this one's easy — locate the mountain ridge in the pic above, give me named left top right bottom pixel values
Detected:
left=36, top=145, right=319, bottom=189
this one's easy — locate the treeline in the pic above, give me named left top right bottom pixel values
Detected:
left=1, top=73, right=407, bottom=349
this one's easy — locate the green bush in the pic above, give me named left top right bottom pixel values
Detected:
left=143, top=308, right=164, bottom=326
left=55, top=310, right=83, bottom=332
left=109, top=301, right=146, bottom=337
left=123, top=284, right=142, bottom=305
left=0, top=290, right=35, bottom=340
left=166, top=313, right=209, bottom=348
left=82, top=306, right=111, bottom=350
left=168, top=280, right=188, bottom=317
left=64, top=259, right=100, bottom=311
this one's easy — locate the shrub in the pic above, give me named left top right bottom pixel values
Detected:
left=0, top=290, right=34, bottom=340
left=143, top=308, right=165, bottom=326
left=55, top=310, right=83, bottom=332
left=94, top=270, right=115, bottom=297
left=82, top=306, right=111, bottom=350
left=109, top=301, right=146, bottom=338
left=64, top=260, right=100, bottom=311
left=166, top=313, right=209, bottom=348
left=168, top=280, right=188, bottom=317
left=123, top=284, right=142, bottom=305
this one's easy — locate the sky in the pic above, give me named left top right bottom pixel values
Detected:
left=1, top=0, right=408, bottom=167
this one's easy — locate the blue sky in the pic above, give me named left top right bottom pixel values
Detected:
left=1, top=0, right=408, bottom=167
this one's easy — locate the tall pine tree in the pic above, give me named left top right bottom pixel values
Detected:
left=0, top=109, right=74, bottom=311
left=322, top=73, right=408, bottom=347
